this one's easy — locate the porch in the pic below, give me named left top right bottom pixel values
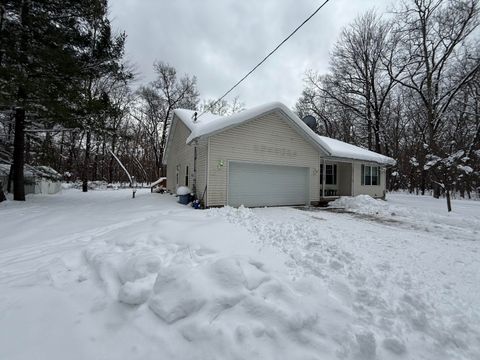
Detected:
left=319, top=159, right=353, bottom=200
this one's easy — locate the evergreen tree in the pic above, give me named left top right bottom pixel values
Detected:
left=0, top=0, right=88, bottom=199
left=0, top=0, right=132, bottom=197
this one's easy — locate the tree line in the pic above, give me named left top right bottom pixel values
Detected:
left=0, top=0, right=244, bottom=200
left=296, top=0, right=480, bottom=208
left=1, top=0, right=478, bottom=209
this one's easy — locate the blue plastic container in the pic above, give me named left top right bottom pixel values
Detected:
left=178, top=194, right=191, bottom=205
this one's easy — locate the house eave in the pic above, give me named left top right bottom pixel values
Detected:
left=323, top=156, right=395, bottom=167
left=186, top=108, right=332, bottom=157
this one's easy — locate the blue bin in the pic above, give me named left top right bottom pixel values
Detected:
left=178, top=194, right=191, bottom=205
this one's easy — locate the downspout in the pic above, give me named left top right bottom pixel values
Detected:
left=205, top=137, right=210, bottom=207
left=193, top=143, right=197, bottom=195
left=351, top=162, right=354, bottom=196
left=192, top=113, right=198, bottom=198
left=322, top=158, right=326, bottom=198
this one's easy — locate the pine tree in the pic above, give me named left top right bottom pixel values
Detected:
left=0, top=0, right=89, bottom=200
left=0, top=0, right=132, bottom=197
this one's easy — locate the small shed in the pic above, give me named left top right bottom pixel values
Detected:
left=0, top=164, right=62, bottom=195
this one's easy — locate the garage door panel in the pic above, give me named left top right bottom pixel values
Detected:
left=228, top=162, right=309, bottom=207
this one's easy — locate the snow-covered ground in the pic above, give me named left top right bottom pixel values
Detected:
left=1, top=189, right=479, bottom=360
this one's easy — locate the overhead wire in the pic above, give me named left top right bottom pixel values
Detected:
left=197, top=0, right=332, bottom=119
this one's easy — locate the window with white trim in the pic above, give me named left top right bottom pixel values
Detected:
left=361, top=165, right=380, bottom=186
left=185, top=166, right=189, bottom=187
left=320, top=164, right=337, bottom=185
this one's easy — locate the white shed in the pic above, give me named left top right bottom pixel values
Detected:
left=0, top=164, right=62, bottom=195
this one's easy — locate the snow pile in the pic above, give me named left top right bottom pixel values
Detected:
left=83, top=234, right=350, bottom=359
left=61, top=182, right=74, bottom=190
left=176, top=186, right=191, bottom=196
left=329, top=195, right=391, bottom=215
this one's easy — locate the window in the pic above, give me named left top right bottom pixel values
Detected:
left=176, top=165, right=180, bottom=186
left=320, top=164, right=337, bottom=185
left=185, top=166, right=189, bottom=187
left=372, top=166, right=379, bottom=185
left=361, top=165, right=380, bottom=186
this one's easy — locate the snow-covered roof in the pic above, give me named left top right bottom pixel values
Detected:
left=34, top=166, right=62, bottom=180
left=317, top=136, right=396, bottom=165
left=0, top=163, right=62, bottom=180
left=171, top=102, right=395, bottom=166
left=174, top=102, right=328, bottom=150
left=173, top=109, right=222, bottom=143
left=150, top=177, right=167, bottom=187
left=0, top=163, right=35, bottom=177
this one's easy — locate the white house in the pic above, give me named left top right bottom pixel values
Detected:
left=163, top=102, right=395, bottom=207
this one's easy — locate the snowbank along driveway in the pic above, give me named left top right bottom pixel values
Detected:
left=1, top=189, right=479, bottom=360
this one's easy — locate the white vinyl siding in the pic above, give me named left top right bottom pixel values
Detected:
left=166, top=111, right=388, bottom=206
left=166, top=117, right=194, bottom=194
left=228, top=162, right=309, bottom=207
left=195, top=143, right=208, bottom=202
left=207, top=111, right=321, bottom=207
left=352, top=162, right=386, bottom=198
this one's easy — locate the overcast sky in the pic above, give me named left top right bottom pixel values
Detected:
left=109, top=0, right=388, bottom=108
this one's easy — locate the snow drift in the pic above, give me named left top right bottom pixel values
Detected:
left=83, top=232, right=352, bottom=359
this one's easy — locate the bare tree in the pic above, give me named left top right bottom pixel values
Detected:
left=200, top=96, right=245, bottom=116
left=133, top=62, right=199, bottom=179
left=389, top=0, right=479, bottom=205
left=297, top=11, right=402, bottom=153
left=296, top=0, right=480, bottom=209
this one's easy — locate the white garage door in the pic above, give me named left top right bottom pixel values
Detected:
left=228, top=162, right=309, bottom=207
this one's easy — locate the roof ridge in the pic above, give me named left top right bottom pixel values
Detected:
left=170, top=102, right=396, bottom=166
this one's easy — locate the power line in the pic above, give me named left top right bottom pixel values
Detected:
left=198, top=0, right=332, bottom=118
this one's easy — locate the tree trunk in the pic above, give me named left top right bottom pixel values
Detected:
left=7, top=159, right=13, bottom=193
left=101, top=136, right=106, bottom=181
left=420, top=167, right=426, bottom=196
left=158, top=109, right=171, bottom=178
left=446, top=188, right=452, bottom=212
left=374, top=117, right=381, bottom=154
left=0, top=182, right=6, bottom=202
left=82, top=130, right=91, bottom=192
left=58, top=131, right=65, bottom=172
left=12, top=107, right=25, bottom=201
left=433, top=182, right=440, bottom=198
left=109, top=134, right=116, bottom=183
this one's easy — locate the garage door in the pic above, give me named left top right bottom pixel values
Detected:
left=228, top=162, right=309, bottom=207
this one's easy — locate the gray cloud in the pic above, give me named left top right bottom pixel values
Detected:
left=109, top=0, right=387, bottom=108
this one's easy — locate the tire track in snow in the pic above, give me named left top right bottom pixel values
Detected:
left=0, top=214, right=164, bottom=285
